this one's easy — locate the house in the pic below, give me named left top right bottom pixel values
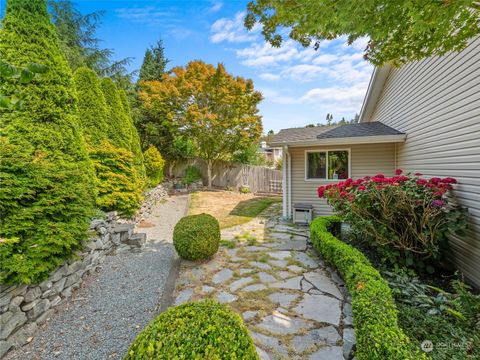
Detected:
left=270, top=35, right=480, bottom=286
left=258, top=141, right=283, bottom=166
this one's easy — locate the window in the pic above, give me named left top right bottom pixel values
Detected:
left=306, top=150, right=350, bottom=180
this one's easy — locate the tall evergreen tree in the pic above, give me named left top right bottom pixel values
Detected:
left=0, top=0, right=96, bottom=284
left=138, top=39, right=169, bottom=82
left=100, top=77, right=132, bottom=150
left=73, top=67, right=109, bottom=144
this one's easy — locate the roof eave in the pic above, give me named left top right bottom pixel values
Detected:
left=359, top=65, right=392, bottom=123
left=269, top=134, right=406, bottom=148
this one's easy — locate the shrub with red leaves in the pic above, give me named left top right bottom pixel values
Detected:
left=318, top=170, right=467, bottom=272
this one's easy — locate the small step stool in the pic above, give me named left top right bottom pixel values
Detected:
left=293, top=203, right=314, bottom=225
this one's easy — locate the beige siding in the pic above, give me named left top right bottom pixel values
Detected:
left=289, top=143, right=396, bottom=216
left=368, top=36, right=480, bottom=286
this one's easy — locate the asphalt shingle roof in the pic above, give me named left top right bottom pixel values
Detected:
left=269, top=122, right=404, bottom=145
left=317, top=122, right=405, bottom=139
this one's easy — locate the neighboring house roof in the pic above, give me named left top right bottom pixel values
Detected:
left=317, top=121, right=404, bottom=139
left=358, top=65, right=392, bottom=122
left=270, top=121, right=405, bottom=147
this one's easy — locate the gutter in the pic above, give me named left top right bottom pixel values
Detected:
left=270, top=133, right=406, bottom=148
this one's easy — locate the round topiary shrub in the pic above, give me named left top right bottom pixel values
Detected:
left=125, top=300, right=259, bottom=360
left=173, top=213, right=220, bottom=260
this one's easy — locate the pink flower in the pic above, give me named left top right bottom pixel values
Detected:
left=433, top=191, right=444, bottom=197
left=340, top=191, right=347, bottom=198
left=441, top=177, right=457, bottom=184
left=395, top=169, right=403, bottom=175
left=348, top=193, right=356, bottom=202
left=358, top=185, right=367, bottom=191
left=376, top=185, right=383, bottom=190
left=414, top=172, right=423, bottom=176
left=430, top=177, right=441, bottom=185
left=416, top=179, right=427, bottom=186
left=317, top=186, right=326, bottom=198
left=431, top=199, right=445, bottom=207
left=375, top=173, right=385, bottom=179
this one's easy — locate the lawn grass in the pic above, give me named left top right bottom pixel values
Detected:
left=189, top=191, right=281, bottom=229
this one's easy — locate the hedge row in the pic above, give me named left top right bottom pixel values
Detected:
left=310, top=216, right=428, bottom=360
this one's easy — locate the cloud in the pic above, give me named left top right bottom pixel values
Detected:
left=115, top=6, right=173, bottom=23
left=259, top=73, right=281, bottom=81
left=208, top=1, right=223, bottom=13
left=210, top=11, right=260, bottom=43
left=300, top=83, right=369, bottom=112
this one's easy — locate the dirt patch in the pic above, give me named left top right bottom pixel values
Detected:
left=137, top=220, right=156, bottom=228
left=189, top=191, right=281, bottom=229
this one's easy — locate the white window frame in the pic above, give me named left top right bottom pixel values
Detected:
left=304, top=148, right=351, bottom=181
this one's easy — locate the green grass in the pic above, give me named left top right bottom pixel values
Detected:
left=229, top=197, right=281, bottom=218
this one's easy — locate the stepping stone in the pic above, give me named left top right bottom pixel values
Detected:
left=216, top=291, right=237, bottom=304
left=277, top=271, right=293, bottom=279
left=343, top=327, right=356, bottom=359
left=291, top=326, right=341, bottom=352
left=294, top=294, right=341, bottom=326
left=256, top=346, right=270, bottom=360
left=242, top=284, right=267, bottom=292
left=272, top=239, right=307, bottom=251
left=269, top=251, right=292, bottom=260
left=309, top=346, right=343, bottom=359
left=258, top=272, right=276, bottom=283
left=258, top=311, right=311, bottom=335
left=251, top=332, right=288, bottom=356
left=271, top=276, right=303, bottom=290
left=242, top=310, right=258, bottom=321
left=304, top=272, right=343, bottom=299
left=230, top=256, right=245, bottom=262
left=268, top=292, right=299, bottom=308
left=175, top=288, right=193, bottom=305
left=230, top=277, right=254, bottom=292
left=269, top=232, right=292, bottom=240
left=270, top=260, right=288, bottom=268
left=212, top=269, right=233, bottom=284
left=293, top=252, right=319, bottom=269
left=239, top=268, right=254, bottom=275
left=250, top=261, right=272, bottom=270
left=301, top=278, right=314, bottom=292
left=202, top=285, right=215, bottom=293
left=225, top=248, right=238, bottom=256
left=287, top=265, right=303, bottom=273
left=245, top=246, right=267, bottom=252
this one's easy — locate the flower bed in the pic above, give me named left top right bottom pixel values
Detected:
left=310, top=216, right=427, bottom=360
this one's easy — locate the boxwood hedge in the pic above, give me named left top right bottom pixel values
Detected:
left=173, top=213, right=220, bottom=260
left=124, top=299, right=259, bottom=360
left=310, top=216, right=428, bottom=360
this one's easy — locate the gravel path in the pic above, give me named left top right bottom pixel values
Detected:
left=5, top=195, right=189, bottom=360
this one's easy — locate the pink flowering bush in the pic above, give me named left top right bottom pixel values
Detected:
left=318, top=170, right=467, bottom=271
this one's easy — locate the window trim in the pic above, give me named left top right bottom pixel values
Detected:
left=304, top=148, right=351, bottom=181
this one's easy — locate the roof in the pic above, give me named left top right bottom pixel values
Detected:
left=358, top=65, right=392, bottom=122
left=269, top=121, right=406, bottom=147
left=317, top=121, right=404, bottom=139
left=269, top=125, right=339, bottom=145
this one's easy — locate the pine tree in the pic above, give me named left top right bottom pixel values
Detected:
left=0, top=0, right=96, bottom=284
left=100, top=77, right=132, bottom=150
left=138, top=39, right=169, bottom=82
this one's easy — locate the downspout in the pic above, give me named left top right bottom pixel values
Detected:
left=394, top=143, right=397, bottom=172
left=287, top=150, right=292, bottom=218
left=282, top=146, right=288, bottom=218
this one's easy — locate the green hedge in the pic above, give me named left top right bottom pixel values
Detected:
left=310, top=216, right=428, bottom=360
left=143, top=145, right=165, bottom=187
left=125, top=299, right=259, bottom=359
left=173, top=213, right=220, bottom=260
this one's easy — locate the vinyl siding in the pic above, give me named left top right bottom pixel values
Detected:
left=367, top=36, right=480, bottom=287
left=289, top=143, right=396, bottom=216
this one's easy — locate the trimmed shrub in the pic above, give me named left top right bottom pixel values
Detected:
left=125, top=299, right=259, bottom=360
left=143, top=145, right=165, bottom=187
left=173, top=214, right=220, bottom=260
left=310, top=216, right=428, bottom=360
left=0, top=0, right=96, bottom=284
left=89, top=141, right=143, bottom=216
left=183, top=165, right=202, bottom=185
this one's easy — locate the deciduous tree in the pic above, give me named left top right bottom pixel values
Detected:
left=245, top=0, right=480, bottom=66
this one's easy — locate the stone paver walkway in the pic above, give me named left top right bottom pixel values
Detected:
left=173, top=203, right=355, bottom=360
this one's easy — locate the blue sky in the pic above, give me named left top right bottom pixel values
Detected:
left=0, top=0, right=374, bottom=133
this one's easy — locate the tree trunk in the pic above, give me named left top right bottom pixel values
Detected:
left=207, top=160, right=213, bottom=189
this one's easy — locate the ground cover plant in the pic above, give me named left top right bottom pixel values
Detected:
left=124, top=299, right=258, bottom=359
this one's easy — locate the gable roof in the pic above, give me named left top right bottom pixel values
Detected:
left=317, top=121, right=404, bottom=139
left=358, top=65, right=392, bottom=122
left=269, top=121, right=406, bottom=147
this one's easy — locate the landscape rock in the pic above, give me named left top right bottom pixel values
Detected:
left=23, top=287, right=41, bottom=303
left=0, top=312, right=27, bottom=340
left=26, top=299, right=50, bottom=320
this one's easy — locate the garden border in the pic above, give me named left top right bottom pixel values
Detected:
left=310, top=216, right=428, bottom=360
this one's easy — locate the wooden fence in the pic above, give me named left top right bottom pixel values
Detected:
left=172, top=159, right=282, bottom=194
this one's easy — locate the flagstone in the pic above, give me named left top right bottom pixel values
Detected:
left=212, top=269, right=233, bottom=284
left=258, top=311, right=311, bottom=335
left=304, top=272, right=343, bottom=299
left=291, top=326, right=341, bottom=352
left=267, top=292, right=299, bottom=308
left=294, top=294, right=341, bottom=326
left=230, top=277, right=254, bottom=292
left=271, top=276, right=303, bottom=290
left=258, top=272, right=276, bottom=283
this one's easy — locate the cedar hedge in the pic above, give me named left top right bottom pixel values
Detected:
left=173, top=214, right=220, bottom=260
left=310, top=216, right=428, bottom=360
left=0, top=0, right=96, bottom=284
left=124, top=299, right=259, bottom=360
